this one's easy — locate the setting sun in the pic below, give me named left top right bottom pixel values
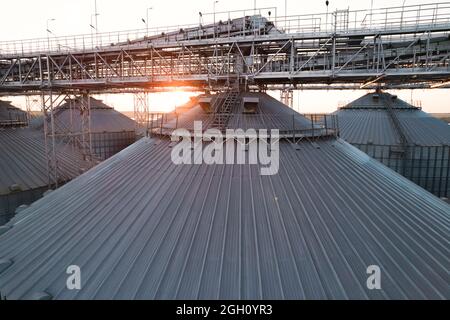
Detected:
left=93, top=90, right=201, bottom=115
left=148, top=91, right=200, bottom=112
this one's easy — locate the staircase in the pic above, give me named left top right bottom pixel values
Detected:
left=382, top=95, right=408, bottom=149
left=382, top=94, right=409, bottom=175
left=210, top=90, right=240, bottom=130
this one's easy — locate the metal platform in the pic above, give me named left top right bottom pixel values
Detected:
left=1, top=3, right=450, bottom=93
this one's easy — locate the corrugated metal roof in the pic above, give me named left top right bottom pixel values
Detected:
left=0, top=100, right=27, bottom=123
left=0, top=127, right=92, bottom=196
left=228, top=93, right=314, bottom=131
left=32, top=98, right=136, bottom=133
left=335, top=92, right=450, bottom=146
left=162, top=92, right=314, bottom=132
left=0, top=136, right=448, bottom=299
left=341, top=92, right=415, bottom=110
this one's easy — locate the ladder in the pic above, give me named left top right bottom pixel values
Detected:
left=382, top=94, right=408, bottom=149
left=382, top=94, right=409, bottom=175
left=211, top=90, right=240, bottom=130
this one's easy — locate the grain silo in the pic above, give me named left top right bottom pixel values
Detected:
left=0, top=127, right=91, bottom=225
left=0, top=92, right=448, bottom=300
left=0, top=100, right=27, bottom=127
left=335, top=91, right=450, bottom=199
left=50, top=97, right=137, bottom=160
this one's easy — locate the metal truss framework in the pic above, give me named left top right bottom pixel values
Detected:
left=1, top=29, right=450, bottom=93
left=41, top=91, right=93, bottom=187
left=25, top=96, right=40, bottom=122
left=1, top=4, right=450, bottom=94
left=133, top=91, right=149, bottom=134
left=280, top=89, right=294, bottom=108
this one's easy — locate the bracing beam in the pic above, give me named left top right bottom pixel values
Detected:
left=134, top=91, right=149, bottom=135
left=41, top=91, right=94, bottom=188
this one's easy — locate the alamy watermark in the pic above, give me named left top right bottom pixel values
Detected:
left=170, top=121, right=280, bottom=176
left=366, top=265, right=381, bottom=290
left=66, top=265, right=81, bottom=290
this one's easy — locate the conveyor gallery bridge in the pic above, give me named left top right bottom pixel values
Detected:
left=1, top=3, right=450, bottom=93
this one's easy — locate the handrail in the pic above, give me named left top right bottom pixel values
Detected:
left=145, top=112, right=339, bottom=140
left=1, top=3, right=450, bottom=56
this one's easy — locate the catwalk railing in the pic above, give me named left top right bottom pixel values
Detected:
left=146, top=112, right=339, bottom=141
left=1, top=3, right=450, bottom=92
left=0, top=113, right=28, bottom=128
left=1, top=3, right=450, bottom=56
left=353, top=143, right=450, bottom=198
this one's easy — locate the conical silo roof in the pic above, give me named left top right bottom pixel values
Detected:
left=0, top=127, right=92, bottom=225
left=334, top=91, right=450, bottom=199
left=0, top=127, right=90, bottom=192
left=0, top=93, right=448, bottom=300
left=29, top=98, right=138, bottom=161
left=158, top=92, right=317, bottom=133
left=53, top=98, right=136, bottom=133
left=335, top=92, right=450, bottom=146
left=0, top=100, right=27, bottom=127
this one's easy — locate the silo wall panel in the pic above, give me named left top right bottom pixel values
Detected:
left=351, top=144, right=450, bottom=198
left=0, top=186, right=48, bottom=226
left=91, top=131, right=136, bottom=160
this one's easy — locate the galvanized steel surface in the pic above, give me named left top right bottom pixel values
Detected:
left=162, top=93, right=315, bottom=132
left=335, top=92, right=450, bottom=198
left=0, top=137, right=448, bottom=299
left=0, top=127, right=93, bottom=225
left=54, top=98, right=137, bottom=133
left=336, top=92, right=450, bottom=146
left=0, top=101, right=27, bottom=126
left=0, top=127, right=89, bottom=195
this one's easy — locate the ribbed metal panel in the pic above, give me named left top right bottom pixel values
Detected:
left=0, top=101, right=27, bottom=126
left=0, top=137, right=448, bottom=300
left=31, top=98, right=138, bottom=160
left=335, top=92, right=450, bottom=198
left=162, top=93, right=314, bottom=132
left=0, top=127, right=91, bottom=225
left=91, top=131, right=137, bottom=160
left=337, top=109, right=450, bottom=146
left=54, top=98, right=136, bottom=133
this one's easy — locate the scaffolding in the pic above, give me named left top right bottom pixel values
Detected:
left=280, top=89, right=294, bottom=108
left=133, top=91, right=149, bottom=135
left=0, top=3, right=450, bottom=93
left=41, top=91, right=93, bottom=188
left=25, top=96, right=40, bottom=122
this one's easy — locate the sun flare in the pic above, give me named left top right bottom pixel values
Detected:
left=149, top=91, right=200, bottom=113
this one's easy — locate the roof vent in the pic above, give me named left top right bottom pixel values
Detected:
left=199, top=97, right=213, bottom=113
left=372, top=94, right=379, bottom=100
left=0, top=226, right=12, bottom=236
left=15, top=204, right=29, bottom=215
left=9, top=184, right=22, bottom=192
left=43, top=189, right=54, bottom=197
left=243, top=97, right=259, bottom=114
left=392, top=95, right=398, bottom=100
left=0, top=259, right=13, bottom=274
left=29, top=291, right=53, bottom=300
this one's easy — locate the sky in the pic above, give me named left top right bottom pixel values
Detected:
left=0, top=0, right=449, bottom=113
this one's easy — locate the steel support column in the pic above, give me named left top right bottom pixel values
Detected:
left=25, top=95, right=40, bottom=123
left=134, top=91, right=149, bottom=135
left=79, top=92, right=93, bottom=161
left=41, top=91, right=94, bottom=188
left=280, top=89, right=293, bottom=108
left=41, top=91, right=61, bottom=188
